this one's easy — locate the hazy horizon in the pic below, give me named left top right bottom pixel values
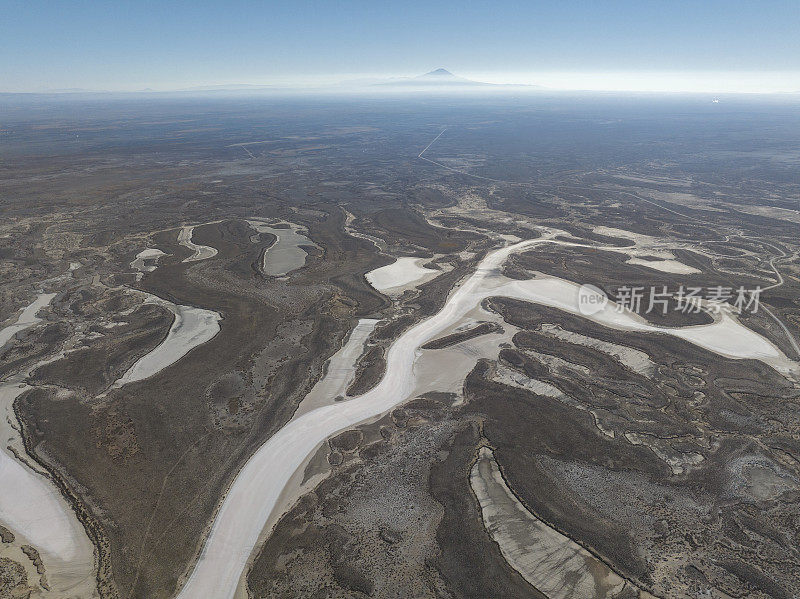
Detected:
left=3, top=1, right=799, bottom=94
left=4, top=69, right=800, bottom=96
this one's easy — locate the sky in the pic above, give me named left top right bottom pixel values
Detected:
left=2, top=0, right=800, bottom=93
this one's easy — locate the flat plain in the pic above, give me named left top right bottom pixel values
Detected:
left=1, top=92, right=799, bottom=599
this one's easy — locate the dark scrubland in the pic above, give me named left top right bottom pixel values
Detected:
left=1, top=93, right=799, bottom=598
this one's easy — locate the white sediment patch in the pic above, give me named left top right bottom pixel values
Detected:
left=591, top=225, right=702, bottom=275
left=247, top=220, right=318, bottom=277
left=523, top=349, right=592, bottom=376
left=470, top=446, right=647, bottom=599
left=108, top=294, right=221, bottom=390
left=0, top=380, right=98, bottom=597
left=0, top=295, right=98, bottom=596
left=294, top=318, right=379, bottom=417
left=492, top=364, right=564, bottom=398
left=130, top=248, right=167, bottom=273
left=413, top=308, right=514, bottom=399
left=175, top=240, right=540, bottom=599
left=0, top=293, right=56, bottom=349
left=625, top=257, right=701, bottom=274
left=179, top=226, right=218, bottom=262
left=540, top=324, right=657, bottom=377
left=732, top=204, right=800, bottom=225
left=365, top=257, right=441, bottom=295
left=176, top=234, right=796, bottom=599
left=592, top=225, right=655, bottom=245
left=505, top=276, right=796, bottom=376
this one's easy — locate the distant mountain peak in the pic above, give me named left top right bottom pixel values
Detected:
left=372, top=68, right=540, bottom=89
left=422, top=68, right=456, bottom=78
left=412, top=68, right=473, bottom=84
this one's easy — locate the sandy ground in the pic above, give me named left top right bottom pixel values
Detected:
left=294, top=318, right=379, bottom=418
left=471, top=446, right=647, bottom=599
left=175, top=234, right=796, bottom=599
left=0, top=296, right=97, bottom=597
left=365, top=257, right=442, bottom=295
left=175, top=240, right=542, bottom=599
left=0, top=293, right=57, bottom=349
left=247, top=220, right=318, bottom=277
left=107, top=294, right=220, bottom=390
left=491, top=364, right=565, bottom=398
left=540, top=323, right=656, bottom=377
left=0, top=380, right=98, bottom=598
left=592, top=226, right=656, bottom=245
left=178, top=226, right=218, bottom=262
left=731, top=204, right=800, bottom=225
left=625, top=257, right=701, bottom=274
left=402, top=301, right=520, bottom=406
left=130, top=248, right=167, bottom=273
left=507, top=276, right=797, bottom=377
left=591, top=225, right=702, bottom=274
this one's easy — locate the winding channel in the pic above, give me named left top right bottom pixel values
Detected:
left=0, top=293, right=56, bottom=349
left=0, top=294, right=97, bottom=596
left=107, top=295, right=221, bottom=391
left=176, top=235, right=797, bottom=599
left=178, top=225, right=218, bottom=263
left=1, top=289, right=220, bottom=594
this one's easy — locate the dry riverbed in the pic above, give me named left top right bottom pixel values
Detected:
left=176, top=232, right=797, bottom=599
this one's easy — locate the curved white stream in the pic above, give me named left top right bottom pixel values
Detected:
left=0, top=293, right=98, bottom=595
left=0, top=293, right=56, bottom=349
left=176, top=236, right=796, bottom=599
left=108, top=299, right=220, bottom=390
left=178, top=225, right=218, bottom=262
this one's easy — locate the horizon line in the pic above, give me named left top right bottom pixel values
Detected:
left=3, top=70, right=800, bottom=96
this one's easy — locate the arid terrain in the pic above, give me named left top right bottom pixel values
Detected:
left=1, top=92, right=799, bottom=599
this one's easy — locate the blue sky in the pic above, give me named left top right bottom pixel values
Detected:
left=2, top=0, right=799, bottom=92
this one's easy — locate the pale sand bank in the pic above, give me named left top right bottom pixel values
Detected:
left=247, top=220, right=318, bottom=277
left=471, top=446, right=650, bottom=598
left=365, top=257, right=441, bottom=295
left=109, top=295, right=220, bottom=390
left=0, top=293, right=57, bottom=349
left=0, top=294, right=97, bottom=596
left=130, top=247, right=167, bottom=273
left=178, top=225, right=218, bottom=262
left=626, top=257, right=701, bottom=274
left=294, top=318, right=379, bottom=417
